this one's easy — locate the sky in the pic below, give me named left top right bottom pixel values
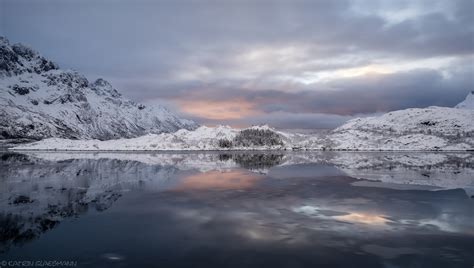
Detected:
left=1, top=0, right=473, bottom=129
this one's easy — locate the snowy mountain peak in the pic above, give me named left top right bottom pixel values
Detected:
left=0, top=36, right=198, bottom=140
left=455, top=91, right=474, bottom=110
left=91, top=78, right=121, bottom=97
left=0, top=37, right=58, bottom=77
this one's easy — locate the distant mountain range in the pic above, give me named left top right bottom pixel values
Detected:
left=0, top=36, right=198, bottom=140
left=14, top=95, right=474, bottom=151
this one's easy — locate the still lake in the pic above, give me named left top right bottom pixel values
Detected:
left=1, top=151, right=473, bottom=268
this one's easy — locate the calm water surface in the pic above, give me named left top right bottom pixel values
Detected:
left=0, top=151, right=473, bottom=268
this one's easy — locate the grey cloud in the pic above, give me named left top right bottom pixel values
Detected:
left=2, top=0, right=473, bottom=129
left=3, top=0, right=473, bottom=76
left=144, top=65, right=473, bottom=115
left=137, top=64, right=472, bottom=129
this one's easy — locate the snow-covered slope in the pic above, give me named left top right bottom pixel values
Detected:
left=12, top=125, right=296, bottom=151
left=328, top=106, right=474, bottom=151
left=0, top=36, right=197, bottom=140
left=12, top=110, right=474, bottom=152
left=455, top=91, right=474, bottom=110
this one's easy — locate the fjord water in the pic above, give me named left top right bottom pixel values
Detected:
left=0, top=151, right=473, bottom=268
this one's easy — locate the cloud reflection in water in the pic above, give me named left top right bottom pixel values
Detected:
left=0, top=151, right=473, bottom=267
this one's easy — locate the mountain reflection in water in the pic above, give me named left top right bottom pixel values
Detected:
left=0, top=151, right=473, bottom=268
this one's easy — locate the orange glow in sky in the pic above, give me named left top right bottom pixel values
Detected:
left=333, top=212, right=391, bottom=225
left=177, top=99, right=260, bottom=120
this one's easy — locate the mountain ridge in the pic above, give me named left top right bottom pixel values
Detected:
left=0, top=36, right=198, bottom=140
left=12, top=102, right=474, bottom=151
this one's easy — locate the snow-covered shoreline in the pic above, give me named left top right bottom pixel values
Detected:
left=10, top=103, right=474, bottom=152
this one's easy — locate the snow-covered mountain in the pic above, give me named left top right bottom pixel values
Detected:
left=0, top=36, right=198, bottom=140
left=455, top=91, right=474, bottom=109
left=327, top=94, right=474, bottom=151
left=13, top=104, right=474, bottom=151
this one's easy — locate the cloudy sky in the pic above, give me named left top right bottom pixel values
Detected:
left=1, top=0, right=473, bottom=129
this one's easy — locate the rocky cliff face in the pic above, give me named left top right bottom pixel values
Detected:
left=0, top=36, right=198, bottom=140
